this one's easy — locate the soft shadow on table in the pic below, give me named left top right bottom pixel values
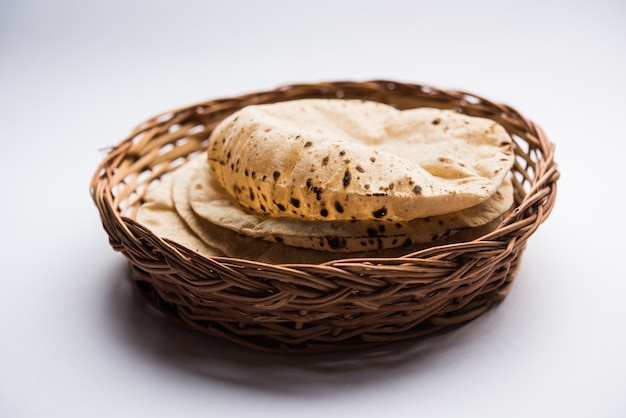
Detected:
left=105, top=260, right=491, bottom=395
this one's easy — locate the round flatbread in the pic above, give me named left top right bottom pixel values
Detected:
left=186, top=154, right=513, bottom=252
left=207, top=99, right=515, bottom=221
left=136, top=159, right=506, bottom=264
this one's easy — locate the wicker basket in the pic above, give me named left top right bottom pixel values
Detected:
left=90, top=80, right=559, bottom=354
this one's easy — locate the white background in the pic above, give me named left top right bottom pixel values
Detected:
left=1, top=1, right=625, bottom=417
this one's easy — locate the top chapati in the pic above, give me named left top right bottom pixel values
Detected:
left=207, top=99, right=515, bottom=222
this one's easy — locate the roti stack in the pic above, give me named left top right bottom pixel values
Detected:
left=137, top=99, right=515, bottom=264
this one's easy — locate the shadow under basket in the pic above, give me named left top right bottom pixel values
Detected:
left=90, top=80, right=559, bottom=354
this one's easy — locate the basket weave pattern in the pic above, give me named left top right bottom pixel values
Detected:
left=90, top=81, right=559, bottom=353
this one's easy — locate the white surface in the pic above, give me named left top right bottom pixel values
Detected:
left=1, top=1, right=625, bottom=417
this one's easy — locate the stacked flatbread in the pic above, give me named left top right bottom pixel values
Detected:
left=137, top=99, right=515, bottom=264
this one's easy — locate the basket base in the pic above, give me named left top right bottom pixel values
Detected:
left=128, top=252, right=522, bottom=354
